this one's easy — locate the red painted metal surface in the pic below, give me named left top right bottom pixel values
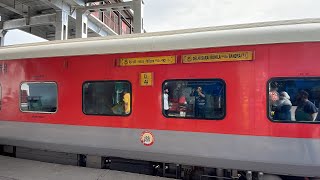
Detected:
left=1, top=42, right=320, bottom=139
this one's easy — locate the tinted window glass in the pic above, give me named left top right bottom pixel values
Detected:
left=163, top=79, right=225, bottom=120
left=268, top=78, right=320, bottom=123
left=83, top=81, right=131, bottom=116
left=20, top=82, right=58, bottom=113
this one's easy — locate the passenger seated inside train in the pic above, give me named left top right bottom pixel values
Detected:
left=83, top=81, right=131, bottom=116
left=268, top=79, right=320, bottom=122
left=163, top=80, right=225, bottom=120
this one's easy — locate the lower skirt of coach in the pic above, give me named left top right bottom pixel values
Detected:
left=0, top=145, right=316, bottom=180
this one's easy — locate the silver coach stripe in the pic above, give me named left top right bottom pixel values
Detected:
left=0, top=121, right=319, bottom=177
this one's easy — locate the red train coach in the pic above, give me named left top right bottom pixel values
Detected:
left=0, top=19, right=320, bottom=179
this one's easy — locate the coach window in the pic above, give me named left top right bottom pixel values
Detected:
left=83, top=81, right=131, bottom=116
left=268, top=78, right=320, bottom=123
left=20, top=82, right=58, bottom=113
left=163, top=79, right=226, bottom=120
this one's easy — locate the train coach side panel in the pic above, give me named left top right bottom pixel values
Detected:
left=254, top=42, right=320, bottom=138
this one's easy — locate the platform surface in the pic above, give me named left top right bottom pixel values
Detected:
left=0, top=156, right=171, bottom=180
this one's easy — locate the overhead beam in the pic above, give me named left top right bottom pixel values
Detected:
left=117, top=11, right=132, bottom=29
left=37, top=0, right=66, bottom=11
left=87, top=14, right=117, bottom=36
left=63, top=0, right=85, bottom=6
left=0, top=14, right=10, bottom=21
left=21, top=28, right=49, bottom=40
left=3, top=14, right=56, bottom=30
left=79, top=1, right=133, bottom=13
left=0, top=1, right=27, bottom=17
left=39, top=0, right=112, bottom=37
left=38, top=0, right=77, bottom=20
left=79, top=0, right=142, bottom=34
left=114, top=0, right=133, bottom=18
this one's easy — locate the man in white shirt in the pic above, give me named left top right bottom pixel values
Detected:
left=163, top=88, right=169, bottom=116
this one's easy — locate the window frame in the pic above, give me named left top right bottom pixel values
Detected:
left=267, top=77, right=320, bottom=124
left=82, top=80, right=132, bottom=117
left=162, top=78, right=226, bottom=120
left=19, top=81, right=58, bottom=114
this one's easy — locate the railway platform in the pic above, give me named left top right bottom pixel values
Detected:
left=0, top=155, right=171, bottom=180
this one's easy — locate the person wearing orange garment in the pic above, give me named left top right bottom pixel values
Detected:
left=123, top=89, right=131, bottom=115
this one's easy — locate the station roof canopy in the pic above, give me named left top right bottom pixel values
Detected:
left=0, top=0, right=134, bottom=40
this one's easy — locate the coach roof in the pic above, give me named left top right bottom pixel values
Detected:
left=1, top=18, right=320, bottom=60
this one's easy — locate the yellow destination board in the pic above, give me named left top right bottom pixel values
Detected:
left=140, top=72, right=153, bottom=86
left=182, top=51, right=254, bottom=64
left=119, top=56, right=176, bottom=66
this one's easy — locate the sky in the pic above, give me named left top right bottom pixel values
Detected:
left=3, top=0, right=320, bottom=46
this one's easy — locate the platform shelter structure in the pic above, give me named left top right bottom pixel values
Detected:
left=0, top=0, right=144, bottom=46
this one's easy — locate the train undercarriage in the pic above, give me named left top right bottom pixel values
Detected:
left=0, top=144, right=315, bottom=180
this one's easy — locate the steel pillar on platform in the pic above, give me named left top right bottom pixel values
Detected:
left=0, top=23, right=6, bottom=46
left=76, top=9, right=88, bottom=39
left=132, top=0, right=144, bottom=33
left=55, top=11, right=69, bottom=40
